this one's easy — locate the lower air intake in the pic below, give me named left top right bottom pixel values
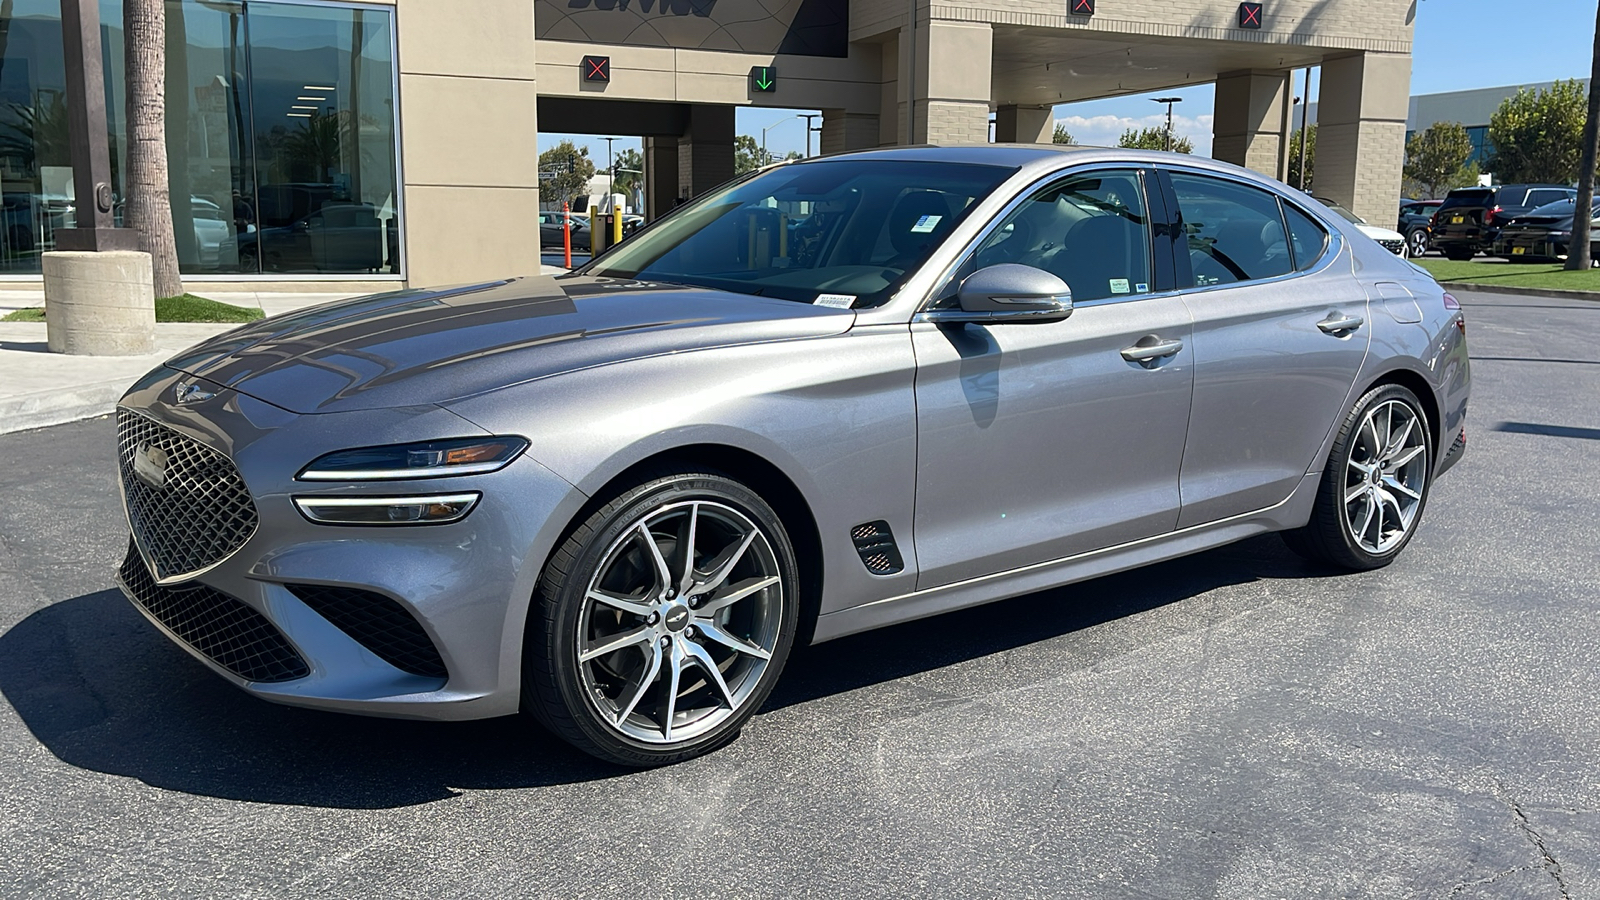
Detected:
left=286, top=584, right=448, bottom=679
left=117, top=539, right=309, bottom=683
left=850, top=520, right=905, bottom=576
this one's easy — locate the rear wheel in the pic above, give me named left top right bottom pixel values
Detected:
left=524, top=471, right=798, bottom=766
left=1283, top=383, right=1433, bottom=570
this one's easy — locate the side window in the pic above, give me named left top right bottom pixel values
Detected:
left=1526, top=189, right=1570, bottom=208
left=961, top=169, right=1153, bottom=303
left=1169, top=173, right=1293, bottom=287
left=1282, top=202, right=1330, bottom=271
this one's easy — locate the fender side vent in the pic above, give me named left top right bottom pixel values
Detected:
left=850, top=520, right=904, bottom=576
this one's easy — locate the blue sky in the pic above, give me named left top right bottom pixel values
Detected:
left=543, top=0, right=1597, bottom=167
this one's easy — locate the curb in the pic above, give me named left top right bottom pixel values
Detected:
left=0, top=380, right=125, bottom=436
left=1439, top=282, right=1600, bottom=302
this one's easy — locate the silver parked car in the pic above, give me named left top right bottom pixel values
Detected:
left=115, top=147, right=1470, bottom=766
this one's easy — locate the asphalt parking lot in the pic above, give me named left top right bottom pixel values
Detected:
left=1, top=290, right=1596, bottom=899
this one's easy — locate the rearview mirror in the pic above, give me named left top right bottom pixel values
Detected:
left=937, top=264, right=1073, bottom=324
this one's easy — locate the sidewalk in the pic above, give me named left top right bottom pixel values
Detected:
left=0, top=290, right=359, bottom=435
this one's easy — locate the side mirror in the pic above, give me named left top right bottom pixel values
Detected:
left=936, top=264, right=1073, bottom=324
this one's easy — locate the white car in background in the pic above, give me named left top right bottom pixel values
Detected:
left=1317, top=196, right=1409, bottom=257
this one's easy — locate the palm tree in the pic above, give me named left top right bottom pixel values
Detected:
left=123, top=0, right=183, bottom=298
left=1567, top=2, right=1600, bottom=270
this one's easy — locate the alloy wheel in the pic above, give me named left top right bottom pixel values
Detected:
left=1342, top=399, right=1429, bottom=555
left=1408, top=229, right=1429, bottom=257
left=576, top=500, right=784, bottom=744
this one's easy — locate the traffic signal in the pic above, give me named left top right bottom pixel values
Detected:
left=582, top=55, right=610, bottom=83
left=1238, top=3, right=1263, bottom=28
left=750, top=66, right=777, bottom=93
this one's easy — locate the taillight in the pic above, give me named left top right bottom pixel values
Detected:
left=1430, top=210, right=1441, bottom=227
left=1442, top=292, right=1465, bottom=333
left=1484, top=205, right=1502, bottom=226
left=1442, top=292, right=1460, bottom=309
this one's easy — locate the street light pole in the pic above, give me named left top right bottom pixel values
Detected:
left=798, top=113, right=821, bottom=157
left=1298, top=68, right=1312, bottom=191
left=601, top=136, right=619, bottom=194
left=761, top=116, right=794, bottom=165
left=1151, top=97, right=1182, bottom=152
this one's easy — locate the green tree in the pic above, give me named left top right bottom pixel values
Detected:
left=1052, top=123, right=1075, bottom=145
left=1117, top=126, right=1193, bottom=154
left=611, top=147, right=644, bottom=198
left=538, top=140, right=595, bottom=206
left=125, top=0, right=183, bottom=299
left=1487, top=79, right=1587, bottom=183
left=1403, top=121, right=1479, bottom=198
left=1288, top=125, right=1314, bottom=190
left=734, top=134, right=765, bottom=175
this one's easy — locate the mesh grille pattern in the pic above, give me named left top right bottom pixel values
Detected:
left=117, top=409, right=259, bottom=581
left=286, top=584, right=448, bottom=679
left=850, top=520, right=905, bottom=576
left=119, top=540, right=309, bottom=683
left=1379, top=239, right=1405, bottom=256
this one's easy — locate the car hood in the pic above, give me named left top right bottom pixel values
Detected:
left=1355, top=223, right=1404, bottom=242
left=164, top=275, right=855, bottom=414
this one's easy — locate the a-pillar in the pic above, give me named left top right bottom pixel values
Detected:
left=1212, top=69, right=1291, bottom=180
left=994, top=105, right=1054, bottom=144
left=644, top=137, right=679, bottom=221
left=678, top=105, right=736, bottom=201
left=820, top=109, right=880, bottom=155
left=888, top=19, right=992, bottom=145
left=1316, top=52, right=1411, bottom=227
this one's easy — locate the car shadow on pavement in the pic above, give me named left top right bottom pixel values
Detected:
left=0, top=535, right=1333, bottom=810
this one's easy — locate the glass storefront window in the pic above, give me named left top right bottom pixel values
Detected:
left=0, top=0, right=400, bottom=277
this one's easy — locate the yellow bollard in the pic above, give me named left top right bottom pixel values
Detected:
left=613, top=202, right=624, bottom=246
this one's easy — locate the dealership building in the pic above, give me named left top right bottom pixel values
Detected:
left=1, top=0, right=1414, bottom=290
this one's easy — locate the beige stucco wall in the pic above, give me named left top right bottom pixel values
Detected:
left=397, top=0, right=541, bottom=287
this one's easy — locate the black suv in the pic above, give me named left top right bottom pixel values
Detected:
left=1398, top=199, right=1442, bottom=257
left=1431, top=184, right=1575, bottom=259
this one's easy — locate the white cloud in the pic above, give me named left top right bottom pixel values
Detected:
left=1055, top=112, right=1215, bottom=156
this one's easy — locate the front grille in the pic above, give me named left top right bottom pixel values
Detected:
left=285, top=584, right=448, bottom=679
left=117, top=409, right=259, bottom=582
left=1379, top=239, right=1405, bottom=255
left=118, top=540, right=309, bottom=683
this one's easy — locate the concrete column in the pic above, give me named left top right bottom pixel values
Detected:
left=1212, top=69, right=1290, bottom=179
left=42, top=251, right=154, bottom=355
left=820, top=109, right=880, bottom=155
left=995, top=105, right=1053, bottom=144
left=644, top=137, right=679, bottom=221
left=879, top=36, right=901, bottom=146
left=678, top=104, right=736, bottom=200
left=396, top=0, right=540, bottom=286
left=1316, top=52, right=1412, bottom=227
left=905, top=20, right=992, bottom=145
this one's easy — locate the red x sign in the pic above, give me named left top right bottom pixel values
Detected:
left=1071, top=0, right=1094, bottom=14
left=1238, top=2, right=1263, bottom=28
left=582, top=55, right=610, bottom=82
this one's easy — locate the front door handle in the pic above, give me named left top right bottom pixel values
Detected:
left=1317, top=313, right=1365, bottom=335
left=1121, top=336, right=1185, bottom=363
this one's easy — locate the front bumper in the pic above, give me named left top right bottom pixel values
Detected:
left=114, top=365, right=586, bottom=721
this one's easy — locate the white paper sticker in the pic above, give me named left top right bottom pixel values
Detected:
left=1135, top=283, right=1150, bottom=293
left=1109, top=278, right=1131, bottom=294
left=813, top=293, right=856, bottom=309
left=910, top=214, right=943, bottom=234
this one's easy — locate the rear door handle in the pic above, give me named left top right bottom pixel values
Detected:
left=1121, top=337, right=1185, bottom=363
left=1317, top=313, right=1365, bottom=335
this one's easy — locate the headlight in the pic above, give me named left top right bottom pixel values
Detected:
left=297, top=436, right=528, bottom=481
left=293, top=492, right=481, bottom=525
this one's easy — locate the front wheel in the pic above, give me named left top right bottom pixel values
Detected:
left=524, top=471, right=798, bottom=766
left=1283, top=383, right=1433, bottom=570
left=1407, top=228, right=1430, bottom=257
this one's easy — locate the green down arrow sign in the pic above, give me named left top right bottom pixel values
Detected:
left=750, top=66, right=777, bottom=93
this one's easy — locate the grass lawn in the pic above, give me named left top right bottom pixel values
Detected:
left=1414, top=259, right=1600, bottom=294
left=1, top=293, right=264, bottom=324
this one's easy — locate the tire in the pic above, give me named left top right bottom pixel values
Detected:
left=1282, top=383, right=1433, bottom=571
left=523, top=470, right=799, bottom=766
left=1407, top=229, right=1430, bottom=257
left=1443, top=248, right=1474, bottom=261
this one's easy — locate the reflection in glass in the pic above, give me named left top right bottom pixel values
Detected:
left=0, top=1, right=72, bottom=273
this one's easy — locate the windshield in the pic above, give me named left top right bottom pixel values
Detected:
left=1439, top=189, right=1492, bottom=210
left=579, top=159, right=1016, bottom=308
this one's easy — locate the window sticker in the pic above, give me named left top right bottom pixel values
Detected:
left=910, top=214, right=943, bottom=234
left=1135, top=283, right=1150, bottom=293
left=1109, top=278, right=1131, bottom=294
left=813, top=293, right=856, bottom=309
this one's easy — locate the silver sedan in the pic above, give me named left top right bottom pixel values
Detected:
left=114, top=146, right=1470, bottom=766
